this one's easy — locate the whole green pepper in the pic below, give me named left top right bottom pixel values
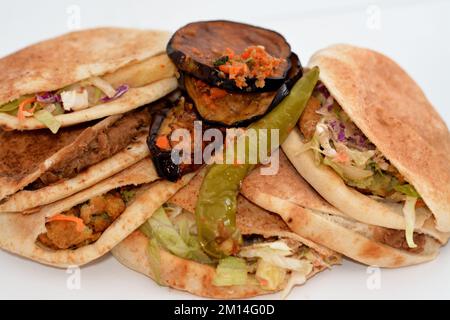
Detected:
left=195, top=67, right=320, bottom=258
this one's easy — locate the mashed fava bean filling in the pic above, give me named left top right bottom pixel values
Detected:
left=37, top=187, right=136, bottom=250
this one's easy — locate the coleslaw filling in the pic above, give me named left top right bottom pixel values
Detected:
left=299, top=82, right=424, bottom=247
left=140, top=203, right=331, bottom=297
left=0, top=76, right=129, bottom=132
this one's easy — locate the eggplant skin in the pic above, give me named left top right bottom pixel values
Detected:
left=147, top=92, right=182, bottom=182
left=147, top=92, right=204, bottom=182
left=285, top=53, right=303, bottom=89
left=151, top=149, right=182, bottom=182
left=147, top=105, right=180, bottom=182
left=167, top=20, right=292, bottom=93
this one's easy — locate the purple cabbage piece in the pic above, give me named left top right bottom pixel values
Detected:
left=346, top=130, right=372, bottom=150
left=338, top=129, right=346, bottom=142
left=329, top=120, right=338, bottom=130
left=358, top=135, right=367, bottom=147
left=327, top=120, right=347, bottom=142
left=101, top=84, right=129, bottom=103
left=36, top=92, right=61, bottom=104
left=315, top=82, right=330, bottom=99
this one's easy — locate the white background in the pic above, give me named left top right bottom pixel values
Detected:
left=0, top=0, right=449, bottom=299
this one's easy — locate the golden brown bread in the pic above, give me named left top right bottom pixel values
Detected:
left=113, top=230, right=269, bottom=299
left=0, top=159, right=194, bottom=267
left=0, top=28, right=169, bottom=105
left=307, top=44, right=450, bottom=232
left=241, top=151, right=447, bottom=267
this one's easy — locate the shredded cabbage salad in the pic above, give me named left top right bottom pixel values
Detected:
left=300, top=83, right=423, bottom=247
left=213, top=257, right=248, bottom=286
left=238, top=240, right=314, bottom=293
left=140, top=204, right=323, bottom=297
left=140, top=206, right=212, bottom=264
left=0, top=77, right=129, bottom=133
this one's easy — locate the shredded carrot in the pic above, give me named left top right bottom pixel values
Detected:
left=334, top=151, right=350, bottom=164
left=155, top=135, right=171, bottom=150
left=17, top=97, right=37, bottom=122
left=46, top=214, right=85, bottom=233
left=219, top=62, right=249, bottom=78
left=258, top=278, right=268, bottom=287
left=218, top=64, right=230, bottom=74
left=416, top=199, right=426, bottom=208
left=224, top=48, right=235, bottom=59
left=217, top=46, right=283, bottom=88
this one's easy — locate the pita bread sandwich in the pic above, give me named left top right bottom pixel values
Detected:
left=0, top=28, right=177, bottom=132
left=0, top=158, right=195, bottom=267
left=241, top=151, right=449, bottom=268
left=0, top=27, right=179, bottom=210
left=0, top=110, right=152, bottom=211
left=113, top=169, right=341, bottom=299
left=281, top=45, right=450, bottom=256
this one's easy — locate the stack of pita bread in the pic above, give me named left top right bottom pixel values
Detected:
left=1, top=28, right=449, bottom=299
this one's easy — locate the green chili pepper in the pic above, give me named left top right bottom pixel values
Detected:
left=195, top=67, right=320, bottom=258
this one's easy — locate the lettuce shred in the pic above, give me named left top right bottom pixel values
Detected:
left=394, top=184, right=420, bottom=198
left=212, top=257, right=248, bottom=286
left=142, top=207, right=212, bottom=264
left=33, top=110, right=61, bottom=134
left=147, top=238, right=163, bottom=285
left=403, top=196, right=418, bottom=248
left=255, top=259, right=287, bottom=290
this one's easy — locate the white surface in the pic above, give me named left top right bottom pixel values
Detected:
left=0, top=0, right=449, bottom=300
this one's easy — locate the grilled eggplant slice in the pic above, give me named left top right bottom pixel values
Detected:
left=184, top=54, right=303, bottom=127
left=185, top=76, right=276, bottom=127
left=167, top=20, right=292, bottom=93
left=148, top=93, right=213, bottom=181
